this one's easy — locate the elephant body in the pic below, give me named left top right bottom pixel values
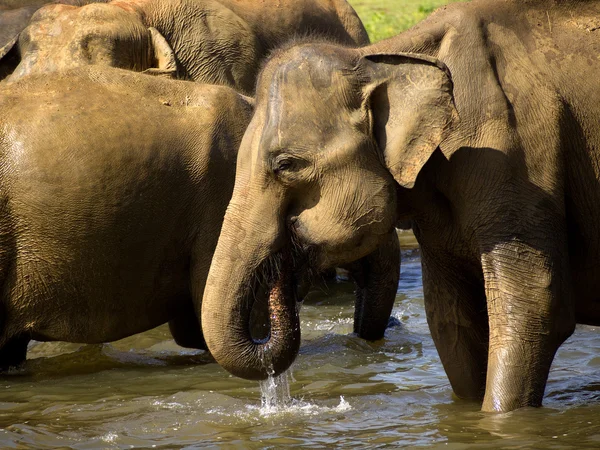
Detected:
left=1, top=0, right=369, bottom=91
left=200, top=0, right=600, bottom=412
left=0, top=67, right=252, bottom=367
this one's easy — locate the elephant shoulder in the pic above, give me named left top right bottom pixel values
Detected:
left=422, top=0, right=542, bottom=39
left=187, top=83, right=254, bottom=140
left=177, top=84, right=253, bottom=168
left=145, top=0, right=260, bottom=92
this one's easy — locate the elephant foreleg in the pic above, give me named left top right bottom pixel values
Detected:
left=350, top=229, right=400, bottom=341
left=421, top=247, right=489, bottom=401
left=481, top=237, right=575, bottom=412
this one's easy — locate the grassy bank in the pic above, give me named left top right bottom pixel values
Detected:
left=349, top=0, right=458, bottom=42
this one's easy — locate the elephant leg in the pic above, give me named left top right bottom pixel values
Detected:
left=421, top=248, right=489, bottom=401
left=350, top=229, right=400, bottom=341
left=480, top=237, right=574, bottom=412
left=0, top=334, right=30, bottom=371
left=169, top=301, right=207, bottom=350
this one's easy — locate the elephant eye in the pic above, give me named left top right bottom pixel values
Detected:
left=271, top=154, right=310, bottom=182
left=273, top=157, right=294, bottom=175
left=277, top=160, right=292, bottom=172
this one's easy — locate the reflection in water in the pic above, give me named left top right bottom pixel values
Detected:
left=0, top=245, right=599, bottom=447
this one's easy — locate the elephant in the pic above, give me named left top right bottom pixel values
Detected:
left=0, top=0, right=369, bottom=91
left=0, top=66, right=254, bottom=368
left=0, top=64, right=399, bottom=370
left=200, top=0, right=600, bottom=413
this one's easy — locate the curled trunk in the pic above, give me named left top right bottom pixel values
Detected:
left=201, top=201, right=300, bottom=380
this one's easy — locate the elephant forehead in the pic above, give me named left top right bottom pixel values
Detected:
left=28, top=5, right=148, bottom=55
left=27, top=9, right=74, bottom=39
left=259, top=55, right=359, bottom=149
left=260, top=45, right=360, bottom=104
left=75, top=3, right=136, bottom=21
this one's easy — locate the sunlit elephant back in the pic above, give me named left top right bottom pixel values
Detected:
left=1, top=0, right=370, bottom=93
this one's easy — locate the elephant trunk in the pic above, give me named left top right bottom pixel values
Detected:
left=201, top=195, right=300, bottom=380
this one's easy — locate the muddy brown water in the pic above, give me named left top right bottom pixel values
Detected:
left=1, top=233, right=600, bottom=448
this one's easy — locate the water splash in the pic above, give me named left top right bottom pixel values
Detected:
left=252, top=299, right=352, bottom=417
left=255, top=367, right=351, bottom=417
left=251, top=393, right=351, bottom=418
left=256, top=297, right=303, bottom=413
left=100, top=432, right=118, bottom=443
left=260, top=370, right=292, bottom=413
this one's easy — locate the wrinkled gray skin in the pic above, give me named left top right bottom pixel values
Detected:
left=0, top=67, right=254, bottom=367
left=1, top=0, right=369, bottom=92
left=202, top=0, right=600, bottom=413
left=0, top=0, right=106, bottom=49
left=0, top=0, right=108, bottom=79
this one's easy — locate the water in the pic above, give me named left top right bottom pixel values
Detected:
left=1, top=241, right=600, bottom=448
left=259, top=371, right=292, bottom=412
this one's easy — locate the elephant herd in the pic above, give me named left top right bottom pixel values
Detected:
left=1, top=0, right=600, bottom=414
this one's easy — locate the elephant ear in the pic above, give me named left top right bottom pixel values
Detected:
left=360, top=53, right=458, bottom=188
left=144, top=27, right=177, bottom=77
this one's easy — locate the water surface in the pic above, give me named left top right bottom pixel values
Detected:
left=1, top=245, right=599, bottom=448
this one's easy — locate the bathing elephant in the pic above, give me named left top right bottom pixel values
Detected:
left=0, top=66, right=254, bottom=368
left=0, top=0, right=369, bottom=91
left=200, top=0, right=600, bottom=413
left=0, top=64, right=398, bottom=369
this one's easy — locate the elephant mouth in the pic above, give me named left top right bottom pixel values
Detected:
left=287, top=218, right=368, bottom=272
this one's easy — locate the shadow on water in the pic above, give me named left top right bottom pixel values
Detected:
left=22, top=342, right=214, bottom=380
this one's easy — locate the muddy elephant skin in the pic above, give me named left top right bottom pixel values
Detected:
left=0, top=0, right=109, bottom=79
left=201, top=0, right=600, bottom=413
left=0, top=66, right=253, bottom=367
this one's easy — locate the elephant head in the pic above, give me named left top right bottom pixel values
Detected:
left=0, top=0, right=367, bottom=94
left=201, top=43, right=457, bottom=380
left=3, top=2, right=176, bottom=82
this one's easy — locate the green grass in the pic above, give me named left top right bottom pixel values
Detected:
left=349, top=0, right=460, bottom=42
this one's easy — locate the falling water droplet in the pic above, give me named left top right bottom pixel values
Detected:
left=259, top=368, right=292, bottom=414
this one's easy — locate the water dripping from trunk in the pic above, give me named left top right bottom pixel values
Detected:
left=255, top=366, right=350, bottom=417
left=259, top=368, right=293, bottom=413
left=257, top=292, right=304, bottom=413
